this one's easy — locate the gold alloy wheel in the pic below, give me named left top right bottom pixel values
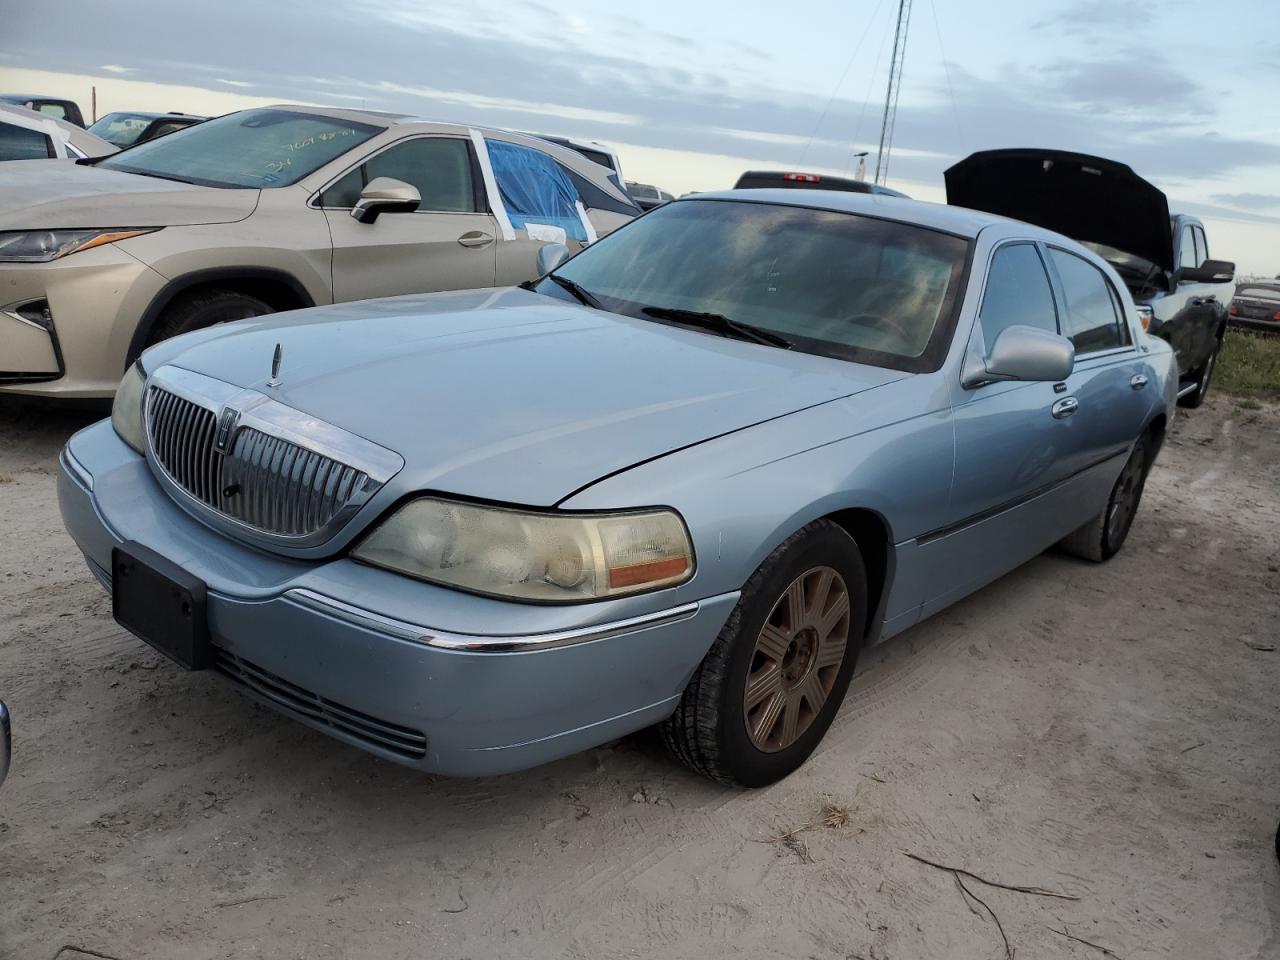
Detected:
left=743, top=566, right=851, bottom=752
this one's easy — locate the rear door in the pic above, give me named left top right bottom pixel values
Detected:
left=1042, top=245, right=1151, bottom=475
left=320, top=135, right=499, bottom=302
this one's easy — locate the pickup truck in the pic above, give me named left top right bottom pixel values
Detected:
left=946, top=149, right=1235, bottom=408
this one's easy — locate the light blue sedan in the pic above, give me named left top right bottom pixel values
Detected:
left=57, top=190, right=1177, bottom=786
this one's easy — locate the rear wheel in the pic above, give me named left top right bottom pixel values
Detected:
left=1178, top=335, right=1221, bottom=409
left=145, top=289, right=273, bottom=346
left=660, top=520, right=867, bottom=786
left=1059, top=436, right=1150, bottom=562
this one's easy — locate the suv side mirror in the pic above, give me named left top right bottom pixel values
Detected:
left=1175, top=259, right=1235, bottom=284
left=963, top=325, right=1075, bottom=388
left=535, top=242, right=571, bottom=276
left=351, top=177, right=421, bottom=224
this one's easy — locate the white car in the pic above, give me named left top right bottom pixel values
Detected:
left=0, top=103, right=116, bottom=161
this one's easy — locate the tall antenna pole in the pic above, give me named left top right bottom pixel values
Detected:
left=874, top=0, right=912, bottom=185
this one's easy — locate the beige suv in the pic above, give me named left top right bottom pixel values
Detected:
left=0, top=105, right=638, bottom=398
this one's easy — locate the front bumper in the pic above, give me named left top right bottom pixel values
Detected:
left=58, top=420, right=737, bottom=775
left=0, top=246, right=166, bottom=398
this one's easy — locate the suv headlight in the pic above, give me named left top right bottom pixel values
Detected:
left=353, top=498, right=695, bottom=602
left=111, top=361, right=147, bottom=454
left=0, top=228, right=159, bottom=262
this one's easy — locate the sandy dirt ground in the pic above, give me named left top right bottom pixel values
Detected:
left=1, top=394, right=1278, bottom=960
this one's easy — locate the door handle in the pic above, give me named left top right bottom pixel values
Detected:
left=457, top=231, right=495, bottom=248
left=1130, top=374, right=1148, bottom=390
left=1051, top=397, right=1079, bottom=419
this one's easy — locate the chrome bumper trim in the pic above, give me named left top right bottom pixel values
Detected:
left=60, top=446, right=93, bottom=491
left=284, top=588, right=710, bottom=652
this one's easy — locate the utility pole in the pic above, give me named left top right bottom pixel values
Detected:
left=874, top=0, right=912, bottom=185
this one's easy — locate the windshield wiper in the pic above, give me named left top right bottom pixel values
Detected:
left=640, top=306, right=793, bottom=349
left=547, top=273, right=602, bottom=309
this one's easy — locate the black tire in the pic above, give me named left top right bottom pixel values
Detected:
left=1059, top=436, right=1150, bottom=563
left=660, top=520, right=867, bottom=787
left=1177, top=334, right=1221, bottom=409
left=145, top=289, right=273, bottom=346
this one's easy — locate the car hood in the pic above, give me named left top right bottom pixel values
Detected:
left=0, top=161, right=258, bottom=229
left=148, top=287, right=903, bottom=506
left=944, top=149, right=1174, bottom=274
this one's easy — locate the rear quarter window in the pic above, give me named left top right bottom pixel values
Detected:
left=0, top=121, right=54, bottom=160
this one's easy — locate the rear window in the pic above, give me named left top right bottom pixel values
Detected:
left=1238, top=286, right=1280, bottom=302
left=0, top=121, right=54, bottom=160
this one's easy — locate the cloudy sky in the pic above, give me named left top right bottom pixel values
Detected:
left=4, top=0, right=1278, bottom=273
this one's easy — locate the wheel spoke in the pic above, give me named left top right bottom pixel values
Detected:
left=756, top=623, right=791, bottom=662
left=779, top=694, right=801, bottom=746
left=816, top=631, right=848, bottom=670
left=808, top=568, right=834, bottom=623
left=752, top=692, right=785, bottom=743
left=797, top=671, right=827, bottom=714
left=785, top=578, right=806, bottom=631
left=817, top=590, right=850, bottom=641
left=745, top=663, right=782, bottom=710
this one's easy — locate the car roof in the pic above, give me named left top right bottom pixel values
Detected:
left=688, top=188, right=1044, bottom=240
left=0, top=93, right=75, bottom=101
left=98, top=111, right=202, bottom=121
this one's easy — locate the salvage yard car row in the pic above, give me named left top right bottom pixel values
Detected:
left=0, top=101, right=1236, bottom=785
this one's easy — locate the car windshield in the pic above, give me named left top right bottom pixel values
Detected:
left=545, top=198, right=970, bottom=370
left=87, top=112, right=156, bottom=147
left=98, top=108, right=381, bottom=188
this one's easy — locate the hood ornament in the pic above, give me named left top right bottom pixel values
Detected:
left=266, top=343, right=283, bottom=388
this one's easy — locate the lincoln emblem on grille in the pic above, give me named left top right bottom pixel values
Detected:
left=213, top=406, right=239, bottom=453
left=267, top=342, right=283, bottom=388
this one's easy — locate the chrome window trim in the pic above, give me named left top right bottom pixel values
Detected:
left=306, top=132, right=484, bottom=213
left=144, top=365, right=403, bottom=549
left=284, top=588, right=716, bottom=652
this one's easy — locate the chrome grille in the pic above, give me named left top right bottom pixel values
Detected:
left=148, top=388, right=222, bottom=506
left=145, top=385, right=386, bottom=542
left=221, top=426, right=371, bottom=537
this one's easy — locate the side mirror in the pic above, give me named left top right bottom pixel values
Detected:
left=963, top=324, right=1075, bottom=388
left=535, top=242, right=571, bottom=276
left=351, top=177, right=420, bottom=224
left=1176, top=259, right=1235, bottom=284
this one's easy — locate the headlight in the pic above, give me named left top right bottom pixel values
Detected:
left=111, top=361, right=147, bottom=454
left=0, top=228, right=159, bottom=262
left=352, top=498, right=695, bottom=602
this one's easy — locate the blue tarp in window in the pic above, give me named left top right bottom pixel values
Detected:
left=486, top=139, right=588, bottom=242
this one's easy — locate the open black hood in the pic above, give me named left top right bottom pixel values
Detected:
left=944, top=149, right=1174, bottom=274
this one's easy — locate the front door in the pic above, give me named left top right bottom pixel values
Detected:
left=320, top=135, right=498, bottom=302
left=923, top=242, right=1088, bottom=616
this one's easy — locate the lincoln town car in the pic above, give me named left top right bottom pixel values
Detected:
left=58, top=190, right=1176, bottom=785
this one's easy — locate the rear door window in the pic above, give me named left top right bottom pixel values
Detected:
left=319, top=137, right=478, bottom=212
left=979, top=243, right=1058, bottom=348
left=0, top=121, right=54, bottom=160
left=1048, top=248, right=1130, bottom=354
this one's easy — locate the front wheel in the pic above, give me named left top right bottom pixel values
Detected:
left=1059, top=436, right=1150, bottom=562
left=660, top=520, right=867, bottom=786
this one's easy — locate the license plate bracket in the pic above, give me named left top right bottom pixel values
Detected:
left=112, top=542, right=212, bottom=670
